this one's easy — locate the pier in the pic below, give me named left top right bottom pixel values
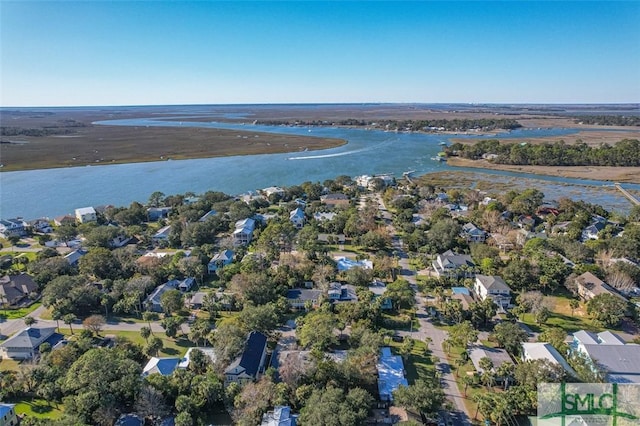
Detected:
left=615, top=183, right=640, bottom=206
left=403, top=170, right=416, bottom=184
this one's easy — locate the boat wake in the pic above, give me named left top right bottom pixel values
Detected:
left=288, top=138, right=396, bottom=160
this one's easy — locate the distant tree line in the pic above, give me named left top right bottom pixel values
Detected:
left=574, top=115, right=640, bottom=126
left=256, top=118, right=522, bottom=132
left=448, top=138, right=640, bottom=167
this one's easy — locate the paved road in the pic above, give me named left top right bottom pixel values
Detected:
left=377, top=194, right=472, bottom=426
left=1, top=305, right=165, bottom=339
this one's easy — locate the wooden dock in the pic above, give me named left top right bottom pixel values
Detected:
left=615, top=183, right=640, bottom=206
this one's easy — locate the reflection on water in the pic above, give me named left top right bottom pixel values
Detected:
left=1, top=117, right=638, bottom=219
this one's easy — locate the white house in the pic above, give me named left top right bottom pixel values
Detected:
left=145, top=280, right=179, bottom=312
left=233, top=218, right=256, bottom=245
left=571, top=330, right=640, bottom=383
left=432, top=250, right=475, bottom=278
left=474, top=275, right=512, bottom=310
left=377, top=347, right=408, bottom=402
left=75, top=206, right=97, bottom=224
left=208, top=249, right=234, bottom=274
left=0, top=219, right=27, bottom=239
left=521, top=342, right=575, bottom=376
left=289, top=208, right=305, bottom=229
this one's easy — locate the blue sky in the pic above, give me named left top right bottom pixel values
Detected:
left=1, top=1, right=639, bottom=106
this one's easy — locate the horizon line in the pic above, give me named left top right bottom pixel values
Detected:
left=2, top=101, right=640, bottom=109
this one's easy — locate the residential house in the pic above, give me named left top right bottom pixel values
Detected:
left=225, top=331, right=268, bottom=384
left=521, top=342, right=575, bottom=377
left=147, top=207, right=172, bottom=222
left=75, top=206, right=97, bottom=223
left=233, top=218, right=256, bottom=245
left=0, top=273, right=38, bottom=306
left=286, top=288, right=323, bottom=309
left=335, top=256, right=373, bottom=271
left=551, top=221, right=572, bottom=235
left=142, top=357, right=182, bottom=377
left=572, top=330, right=640, bottom=383
left=64, top=249, right=87, bottom=266
left=574, top=272, right=627, bottom=303
left=474, top=275, right=512, bottom=310
left=145, top=280, right=179, bottom=312
left=289, top=208, right=305, bottom=229
left=469, top=345, right=515, bottom=382
left=461, top=222, right=486, bottom=243
left=320, top=193, right=350, bottom=207
left=198, top=210, right=217, bottom=222
left=432, top=250, right=475, bottom=278
left=582, top=217, right=607, bottom=241
left=53, top=215, right=76, bottom=226
left=208, top=249, right=234, bottom=274
left=489, top=233, right=515, bottom=252
left=377, top=347, right=409, bottom=402
left=152, top=225, right=172, bottom=243
left=317, top=233, right=345, bottom=244
left=313, top=212, right=336, bottom=222
left=0, top=403, right=18, bottom=426
left=114, top=414, right=144, bottom=426
left=0, top=326, right=57, bottom=360
left=261, top=406, right=298, bottom=426
left=178, top=277, right=195, bottom=292
left=0, top=218, right=26, bottom=239
left=327, top=282, right=358, bottom=302
left=516, top=215, right=536, bottom=229
left=27, top=218, right=52, bottom=234
left=186, top=292, right=207, bottom=310
left=262, top=186, right=286, bottom=199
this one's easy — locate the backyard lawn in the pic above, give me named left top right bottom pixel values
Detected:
left=386, top=339, right=436, bottom=384
left=9, top=397, right=64, bottom=420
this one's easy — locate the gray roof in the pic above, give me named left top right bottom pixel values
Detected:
left=581, top=344, right=640, bottom=383
left=475, top=275, right=511, bottom=293
left=286, top=288, right=323, bottom=302
left=226, top=331, right=267, bottom=377
left=438, top=250, right=474, bottom=268
left=469, top=345, right=514, bottom=373
left=522, top=342, right=574, bottom=374
left=0, top=326, right=56, bottom=350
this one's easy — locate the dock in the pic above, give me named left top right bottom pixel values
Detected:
left=615, top=183, right=640, bottom=206
left=403, top=170, right=416, bottom=184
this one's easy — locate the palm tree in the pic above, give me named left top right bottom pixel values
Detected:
left=140, top=326, right=151, bottom=343
left=52, top=309, right=62, bottom=331
left=569, top=299, right=580, bottom=316
left=496, top=362, right=514, bottom=390
left=63, top=313, right=77, bottom=335
left=461, top=374, right=475, bottom=397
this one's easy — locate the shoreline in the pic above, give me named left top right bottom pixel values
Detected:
left=446, top=157, right=640, bottom=184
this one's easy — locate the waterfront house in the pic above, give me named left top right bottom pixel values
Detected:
left=432, top=250, right=475, bottom=278
left=27, top=218, right=53, bottom=234
left=320, top=193, right=350, bottom=207
left=147, top=207, right=172, bottom=222
left=0, top=326, right=57, bottom=360
left=233, top=218, right=256, bottom=245
left=0, top=218, right=26, bottom=239
left=0, top=273, right=38, bottom=307
left=225, top=331, right=268, bottom=385
left=75, top=206, right=97, bottom=224
left=208, top=249, right=234, bottom=274
left=474, top=275, right=512, bottom=310
left=54, top=215, right=76, bottom=226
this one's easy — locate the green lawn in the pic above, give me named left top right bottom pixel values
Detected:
left=519, top=295, right=603, bottom=334
left=1, top=302, right=42, bottom=319
left=0, top=357, right=21, bottom=372
left=10, top=397, right=63, bottom=419
left=386, top=339, right=436, bottom=384
left=58, top=328, right=193, bottom=357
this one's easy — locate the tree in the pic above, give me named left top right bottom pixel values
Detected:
left=210, top=323, right=246, bottom=363
left=385, top=279, right=414, bottom=310
left=448, top=321, right=479, bottom=349
left=469, top=298, right=496, bottom=328
left=491, top=322, right=529, bottom=355
left=145, top=336, right=163, bottom=357
left=140, top=326, right=151, bottom=343
left=24, top=316, right=36, bottom=326
left=586, top=293, right=628, bottom=327
left=79, top=247, right=122, bottom=280
left=63, top=313, right=77, bottom=335
left=297, top=311, right=337, bottom=351
left=238, top=303, right=279, bottom=335
left=569, top=299, right=580, bottom=316
left=298, top=386, right=373, bottom=426
left=393, top=379, right=445, bottom=417
left=82, top=314, right=105, bottom=336
left=160, top=289, right=184, bottom=315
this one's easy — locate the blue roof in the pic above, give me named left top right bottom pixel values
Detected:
left=239, top=331, right=267, bottom=376
left=0, top=404, right=15, bottom=417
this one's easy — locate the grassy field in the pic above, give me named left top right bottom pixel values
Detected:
left=0, top=109, right=346, bottom=172
left=386, top=339, right=436, bottom=384
left=1, top=302, right=42, bottom=319
left=9, top=397, right=64, bottom=420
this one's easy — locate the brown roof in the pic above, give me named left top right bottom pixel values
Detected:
left=0, top=274, right=38, bottom=305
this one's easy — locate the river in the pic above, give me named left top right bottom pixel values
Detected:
left=1, top=117, right=638, bottom=219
